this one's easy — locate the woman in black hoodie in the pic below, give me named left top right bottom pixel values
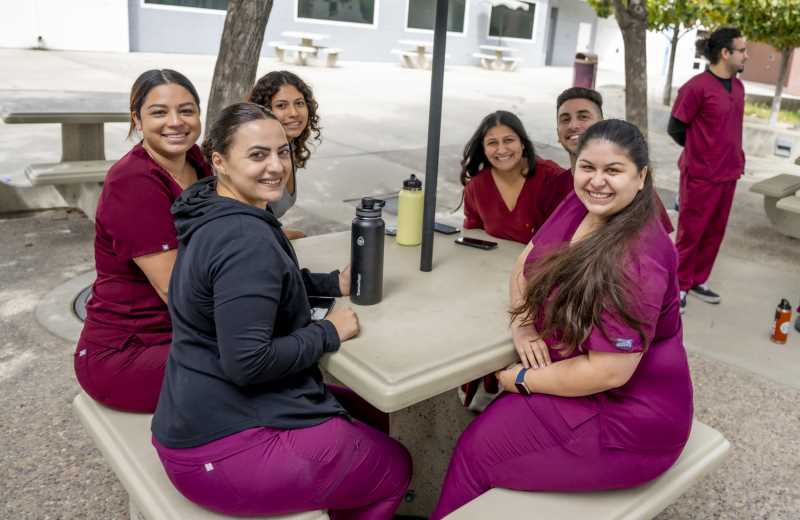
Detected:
left=151, top=103, right=411, bottom=519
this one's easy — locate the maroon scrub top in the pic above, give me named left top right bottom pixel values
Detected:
left=79, top=143, right=211, bottom=350
left=524, top=191, right=693, bottom=452
left=672, top=71, right=745, bottom=182
left=463, top=158, right=572, bottom=244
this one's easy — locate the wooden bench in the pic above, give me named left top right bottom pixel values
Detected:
left=445, top=419, right=730, bottom=519
left=25, top=160, right=112, bottom=221
left=73, top=391, right=329, bottom=520
left=749, top=173, right=800, bottom=239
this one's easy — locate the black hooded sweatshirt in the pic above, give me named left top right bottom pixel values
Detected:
left=152, top=177, right=347, bottom=448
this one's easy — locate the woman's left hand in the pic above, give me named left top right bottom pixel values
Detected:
left=339, top=265, right=351, bottom=296
left=495, top=363, right=524, bottom=393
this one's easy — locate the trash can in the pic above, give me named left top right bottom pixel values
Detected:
left=573, top=52, right=598, bottom=89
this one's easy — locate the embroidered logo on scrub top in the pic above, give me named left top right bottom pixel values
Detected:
left=614, top=338, right=634, bottom=351
left=161, top=243, right=169, bottom=251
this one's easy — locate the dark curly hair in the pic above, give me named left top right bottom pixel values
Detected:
left=248, top=71, right=320, bottom=169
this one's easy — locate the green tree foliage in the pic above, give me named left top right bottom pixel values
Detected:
left=649, top=0, right=705, bottom=105
left=709, top=0, right=800, bottom=125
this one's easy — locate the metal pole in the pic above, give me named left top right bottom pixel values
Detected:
left=420, top=0, right=448, bottom=272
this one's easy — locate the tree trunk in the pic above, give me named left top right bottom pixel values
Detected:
left=769, top=48, right=793, bottom=127
left=662, top=22, right=680, bottom=106
left=613, top=0, right=649, bottom=136
left=205, top=0, right=274, bottom=131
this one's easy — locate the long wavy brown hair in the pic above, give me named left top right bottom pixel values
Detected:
left=510, top=119, right=657, bottom=355
left=248, top=71, right=320, bottom=169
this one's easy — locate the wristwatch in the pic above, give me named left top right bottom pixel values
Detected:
left=515, top=367, right=531, bottom=396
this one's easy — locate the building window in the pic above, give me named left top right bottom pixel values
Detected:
left=489, top=1, right=536, bottom=40
left=144, top=0, right=227, bottom=10
left=297, top=0, right=376, bottom=25
left=407, top=0, right=467, bottom=34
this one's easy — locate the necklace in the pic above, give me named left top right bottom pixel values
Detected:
left=142, top=143, right=193, bottom=189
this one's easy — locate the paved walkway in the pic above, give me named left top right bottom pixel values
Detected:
left=0, top=49, right=799, bottom=519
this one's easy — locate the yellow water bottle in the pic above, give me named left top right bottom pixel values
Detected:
left=397, top=174, right=424, bottom=246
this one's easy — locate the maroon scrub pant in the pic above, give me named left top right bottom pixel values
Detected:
left=675, top=175, right=737, bottom=291
left=431, top=393, right=681, bottom=520
left=74, top=338, right=168, bottom=413
left=152, top=387, right=410, bottom=520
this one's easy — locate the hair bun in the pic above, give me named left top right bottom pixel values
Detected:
left=201, top=138, right=214, bottom=164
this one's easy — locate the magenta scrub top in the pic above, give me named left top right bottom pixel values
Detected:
left=671, top=71, right=745, bottom=181
left=79, top=143, right=211, bottom=351
left=463, top=159, right=572, bottom=244
left=525, top=192, right=693, bottom=452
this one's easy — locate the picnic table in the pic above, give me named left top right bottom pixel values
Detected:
left=295, top=229, right=524, bottom=516
left=270, top=31, right=341, bottom=67
left=281, top=31, right=330, bottom=48
left=474, top=44, right=522, bottom=71
left=0, top=94, right=128, bottom=219
left=392, top=39, right=435, bottom=69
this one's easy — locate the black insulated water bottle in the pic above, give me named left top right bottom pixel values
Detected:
left=350, top=197, right=385, bottom=305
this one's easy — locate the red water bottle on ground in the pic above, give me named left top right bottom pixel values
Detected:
left=770, top=299, right=792, bottom=344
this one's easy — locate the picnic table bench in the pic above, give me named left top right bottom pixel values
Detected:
left=1, top=106, right=127, bottom=220
left=73, top=391, right=328, bottom=520
left=749, top=173, right=800, bottom=239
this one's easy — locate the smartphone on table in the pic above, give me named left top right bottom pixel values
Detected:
left=308, top=296, right=336, bottom=321
left=454, top=236, right=498, bottom=250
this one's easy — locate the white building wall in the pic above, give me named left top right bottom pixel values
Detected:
left=593, top=15, right=700, bottom=96
left=548, top=0, right=598, bottom=66
left=0, top=0, right=129, bottom=52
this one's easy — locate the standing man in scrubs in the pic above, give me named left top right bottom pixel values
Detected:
left=669, top=27, right=747, bottom=313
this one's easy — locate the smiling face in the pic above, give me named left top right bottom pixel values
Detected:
left=134, top=83, right=201, bottom=160
left=483, top=124, right=524, bottom=173
left=574, top=138, right=646, bottom=220
left=557, top=98, right=602, bottom=157
left=269, top=84, right=309, bottom=140
left=212, top=118, right=292, bottom=208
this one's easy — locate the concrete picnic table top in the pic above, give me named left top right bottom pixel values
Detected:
left=0, top=91, right=129, bottom=161
left=282, top=31, right=330, bottom=43
left=294, top=229, right=524, bottom=413
left=479, top=44, right=516, bottom=53
left=398, top=39, right=434, bottom=49
left=1, top=112, right=129, bottom=124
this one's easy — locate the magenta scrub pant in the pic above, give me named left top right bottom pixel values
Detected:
left=676, top=175, right=737, bottom=291
left=430, top=393, right=681, bottom=520
left=152, top=388, right=411, bottom=520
